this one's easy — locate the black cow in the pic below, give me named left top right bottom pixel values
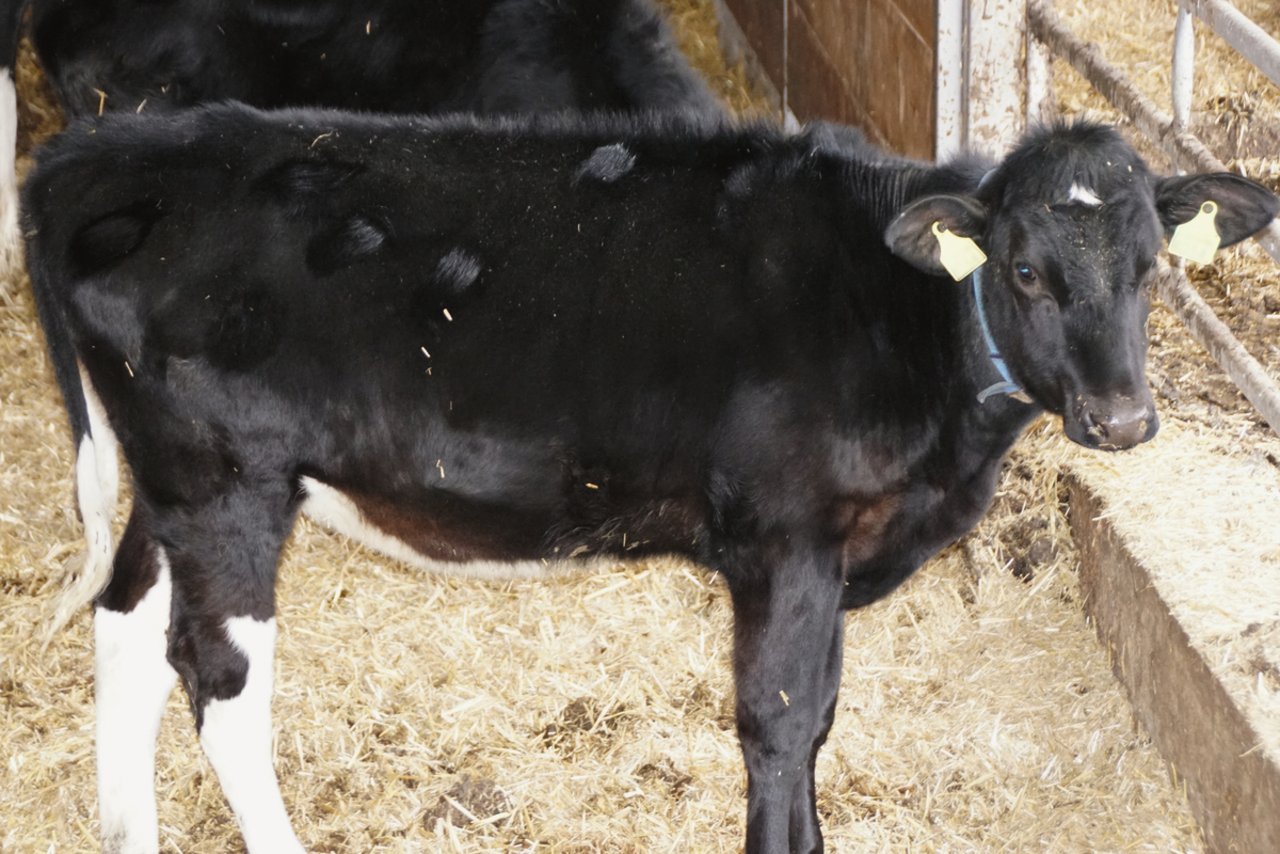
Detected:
left=0, top=0, right=720, bottom=269
left=23, top=105, right=1277, bottom=852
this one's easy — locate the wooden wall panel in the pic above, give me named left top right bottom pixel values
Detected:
left=893, top=0, right=934, bottom=45
left=862, top=0, right=935, bottom=158
left=720, top=0, right=937, bottom=159
left=788, top=2, right=866, bottom=129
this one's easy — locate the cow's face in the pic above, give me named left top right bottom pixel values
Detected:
left=887, top=124, right=1279, bottom=451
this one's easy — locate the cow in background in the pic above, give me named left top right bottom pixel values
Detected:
left=24, top=103, right=1277, bottom=851
left=0, top=0, right=721, bottom=272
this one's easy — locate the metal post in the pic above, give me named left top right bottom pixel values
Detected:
left=965, top=0, right=1028, bottom=158
left=1026, top=31, right=1053, bottom=129
left=1196, top=0, right=1280, bottom=87
left=936, top=0, right=966, bottom=160
left=1172, top=0, right=1196, bottom=132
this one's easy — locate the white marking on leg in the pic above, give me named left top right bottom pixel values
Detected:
left=200, top=617, right=305, bottom=854
left=96, top=550, right=178, bottom=854
left=0, top=66, right=17, bottom=277
left=300, top=475, right=592, bottom=580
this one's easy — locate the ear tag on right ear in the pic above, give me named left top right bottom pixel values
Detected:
left=1168, top=200, right=1221, bottom=265
left=932, top=221, right=987, bottom=281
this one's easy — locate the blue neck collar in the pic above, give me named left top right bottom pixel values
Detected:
left=971, top=267, right=1030, bottom=404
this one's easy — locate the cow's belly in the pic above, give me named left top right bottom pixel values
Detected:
left=298, top=476, right=592, bottom=580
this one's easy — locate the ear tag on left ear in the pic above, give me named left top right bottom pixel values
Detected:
left=932, top=221, right=987, bottom=281
left=1168, top=200, right=1221, bottom=265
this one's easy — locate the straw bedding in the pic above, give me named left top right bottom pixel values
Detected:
left=5, top=0, right=1277, bottom=850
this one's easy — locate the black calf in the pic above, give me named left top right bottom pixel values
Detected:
left=23, top=106, right=1278, bottom=851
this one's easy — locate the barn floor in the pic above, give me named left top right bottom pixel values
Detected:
left=6, top=0, right=1276, bottom=851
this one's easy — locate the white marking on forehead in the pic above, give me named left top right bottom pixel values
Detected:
left=1068, top=182, right=1104, bottom=207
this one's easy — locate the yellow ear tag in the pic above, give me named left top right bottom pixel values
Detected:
left=1167, top=200, right=1221, bottom=265
left=932, top=221, right=987, bottom=281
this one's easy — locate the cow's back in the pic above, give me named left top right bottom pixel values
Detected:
left=30, top=0, right=498, bottom=114
left=29, top=0, right=719, bottom=117
left=27, top=110, right=800, bottom=491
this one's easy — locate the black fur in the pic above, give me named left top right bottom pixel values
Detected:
left=24, top=106, right=1278, bottom=852
left=19, top=0, right=721, bottom=118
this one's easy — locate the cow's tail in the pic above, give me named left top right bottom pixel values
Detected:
left=24, top=160, right=121, bottom=641
left=52, top=366, right=121, bottom=639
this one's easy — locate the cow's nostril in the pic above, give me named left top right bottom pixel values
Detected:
left=1082, top=410, right=1107, bottom=442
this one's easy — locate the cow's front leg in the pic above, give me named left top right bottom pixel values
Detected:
left=95, top=508, right=178, bottom=854
left=159, top=488, right=306, bottom=854
left=729, top=542, right=845, bottom=854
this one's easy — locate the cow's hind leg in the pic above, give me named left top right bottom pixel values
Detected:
left=95, top=507, right=179, bottom=854
left=728, top=539, right=846, bottom=854
left=158, top=487, right=305, bottom=854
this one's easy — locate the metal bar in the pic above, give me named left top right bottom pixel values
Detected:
left=936, top=0, right=966, bottom=160
left=1026, top=30, right=1053, bottom=128
left=1191, top=0, right=1280, bottom=88
left=1153, top=260, right=1280, bottom=433
left=781, top=0, right=789, bottom=122
left=965, top=0, right=1027, bottom=157
left=1172, top=1, right=1196, bottom=132
left=1028, top=0, right=1280, bottom=265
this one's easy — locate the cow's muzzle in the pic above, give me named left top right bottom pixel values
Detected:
left=1066, top=393, right=1159, bottom=451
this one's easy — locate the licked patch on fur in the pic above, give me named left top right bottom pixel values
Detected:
left=575, top=143, right=636, bottom=184
left=432, top=248, right=483, bottom=294
left=307, top=213, right=389, bottom=275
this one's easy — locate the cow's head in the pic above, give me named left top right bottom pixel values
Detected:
left=886, top=122, right=1278, bottom=450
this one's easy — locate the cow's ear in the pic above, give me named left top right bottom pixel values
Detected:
left=885, top=194, right=988, bottom=276
left=1156, top=173, right=1279, bottom=248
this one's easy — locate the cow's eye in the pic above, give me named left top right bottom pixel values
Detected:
left=1015, top=263, right=1037, bottom=283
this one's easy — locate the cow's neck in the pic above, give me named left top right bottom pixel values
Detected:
left=868, top=158, right=1037, bottom=441
left=811, top=149, right=1039, bottom=465
left=839, top=156, right=993, bottom=237
left=950, top=266, right=1041, bottom=459
left=968, top=267, right=1030, bottom=404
